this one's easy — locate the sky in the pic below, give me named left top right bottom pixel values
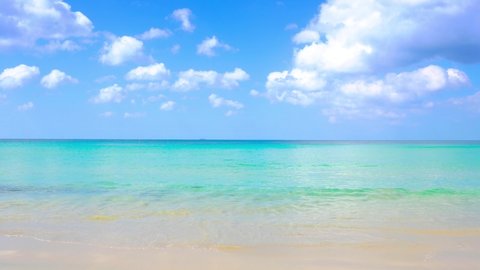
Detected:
left=0, top=0, right=479, bottom=140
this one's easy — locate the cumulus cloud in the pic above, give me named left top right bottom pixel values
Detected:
left=197, top=36, right=232, bottom=56
left=173, top=68, right=249, bottom=91
left=208, top=94, right=244, bottom=110
left=265, top=69, right=326, bottom=106
left=292, top=30, right=319, bottom=44
left=267, top=65, right=469, bottom=109
left=160, top=100, right=175, bottom=111
left=91, top=84, right=124, bottom=104
left=173, top=70, right=216, bottom=91
left=41, top=69, right=78, bottom=89
left=138, top=28, right=171, bottom=40
left=0, top=0, right=93, bottom=50
left=221, top=68, right=249, bottom=88
left=172, top=8, right=194, bottom=32
left=17, top=101, right=34, bottom=111
left=0, top=64, right=39, bottom=89
left=263, top=0, right=478, bottom=120
left=339, top=66, right=469, bottom=102
left=99, top=36, right=143, bottom=65
left=125, top=63, right=170, bottom=81
left=292, top=0, right=480, bottom=73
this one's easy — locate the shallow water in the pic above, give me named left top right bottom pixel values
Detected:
left=0, top=140, right=479, bottom=248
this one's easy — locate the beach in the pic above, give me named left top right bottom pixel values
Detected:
left=2, top=234, right=479, bottom=270
left=1, top=141, right=479, bottom=269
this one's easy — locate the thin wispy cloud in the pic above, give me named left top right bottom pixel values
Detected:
left=197, top=36, right=232, bottom=56
left=171, top=8, right=195, bottom=32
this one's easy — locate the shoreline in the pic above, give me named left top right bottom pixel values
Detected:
left=1, top=235, right=479, bottom=270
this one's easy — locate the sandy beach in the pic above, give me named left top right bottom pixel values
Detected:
left=2, top=234, right=479, bottom=270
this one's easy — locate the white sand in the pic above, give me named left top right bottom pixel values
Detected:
left=1, top=235, right=479, bottom=270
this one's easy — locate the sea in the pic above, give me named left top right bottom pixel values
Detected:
left=1, top=140, right=479, bottom=249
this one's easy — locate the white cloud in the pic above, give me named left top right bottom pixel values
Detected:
left=172, top=8, right=195, bottom=32
left=138, top=28, right=171, bottom=40
left=197, top=36, right=232, bottom=56
left=0, top=64, right=39, bottom=89
left=125, top=63, right=170, bottom=81
left=305, top=0, right=480, bottom=71
left=41, top=69, right=78, bottom=89
left=447, top=68, right=469, bottom=86
left=208, top=94, right=244, bottom=110
left=173, top=68, right=249, bottom=91
left=293, top=30, right=320, bottom=44
left=17, top=101, right=34, bottom=111
left=266, top=64, right=469, bottom=111
left=173, top=69, right=217, bottom=91
left=99, top=36, right=143, bottom=65
left=291, top=0, right=480, bottom=73
left=265, top=69, right=326, bottom=106
left=339, top=65, right=469, bottom=103
left=263, top=0, right=479, bottom=120
left=267, top=69, right=326, bottom=92
left=91, top=84, right=124, bottom=104
left=295, top=41, right=372, bottom=74
left=160, top=100, right=175, bottom=111
left=221, top=68, right=249, bottom=88
left=0, top=0, right=93, bottom=50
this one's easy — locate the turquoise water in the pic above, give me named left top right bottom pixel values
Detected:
left=1, top=140, right=480, bottom=248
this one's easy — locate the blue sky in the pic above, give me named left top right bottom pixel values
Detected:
left=0, top=0, right=479, bottom=139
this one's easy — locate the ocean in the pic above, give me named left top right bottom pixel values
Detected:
left=1, top=140, right=479, bottom=249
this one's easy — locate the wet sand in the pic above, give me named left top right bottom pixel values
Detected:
left=1, top=235, right=479, bottom=270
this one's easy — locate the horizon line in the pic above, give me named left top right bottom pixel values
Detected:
left=1, top=138, right=479, bottom=142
